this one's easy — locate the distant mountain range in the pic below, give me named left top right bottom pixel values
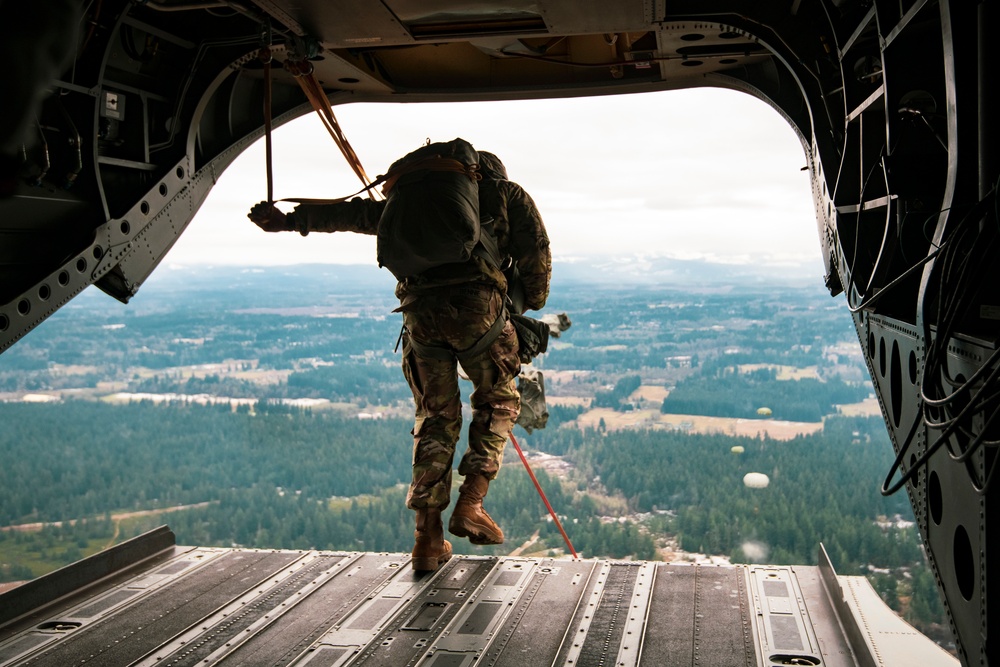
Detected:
left=64, top=257, right=831, bottom=319
left=149, top=255, right=826, bottom=294
left=552, top=255, right=824, bottom=285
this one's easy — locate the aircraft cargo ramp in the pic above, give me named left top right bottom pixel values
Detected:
left=0, top=527, right=954, bottom=667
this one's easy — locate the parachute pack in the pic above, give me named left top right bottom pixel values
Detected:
left=377, top=138, right=501, bottom=280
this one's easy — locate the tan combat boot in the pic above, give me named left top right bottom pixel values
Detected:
left=448, top=474, right=504, bottom=545
left=411, top=508, right=452, bottom=572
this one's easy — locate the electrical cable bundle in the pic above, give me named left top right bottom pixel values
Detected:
left=881, top=178, right=1000, bottom=495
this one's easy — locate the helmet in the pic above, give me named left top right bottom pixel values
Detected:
left=477, top=151, right=508, bottom=180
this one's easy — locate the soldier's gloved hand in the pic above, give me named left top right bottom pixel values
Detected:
left=248, top=201, right=288, bottom=232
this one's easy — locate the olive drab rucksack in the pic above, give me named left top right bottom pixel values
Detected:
left=377, top=138, right=502, bottom=280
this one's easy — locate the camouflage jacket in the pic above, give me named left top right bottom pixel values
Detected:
left=285, top=177, right=552, bottom=311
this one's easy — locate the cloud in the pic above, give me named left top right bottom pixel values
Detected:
left=171, top=88, right=818, bottom=270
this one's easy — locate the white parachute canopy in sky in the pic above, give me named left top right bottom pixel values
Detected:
left=743, top=472, right=770, bottom=489
left=731, top=445, right=745, bottom=454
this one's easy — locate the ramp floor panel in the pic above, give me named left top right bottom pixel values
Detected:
left=217, top=553, right=411, bottom=667
left=0, top=545, right=956, bottom=667
left=14, top=551, right=303, bottom=667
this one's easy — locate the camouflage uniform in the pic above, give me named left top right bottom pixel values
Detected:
left=284, top=151, right=551, bottom=510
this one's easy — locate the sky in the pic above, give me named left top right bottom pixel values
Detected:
left=167, top=87, right=823, bottom=277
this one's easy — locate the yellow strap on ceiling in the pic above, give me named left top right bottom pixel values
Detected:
left=284, top=58, right=379, bottom=197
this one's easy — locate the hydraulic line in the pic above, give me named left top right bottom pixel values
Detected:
left=882, top=184, right=1000, bottom=495
left=58, top=99, right=82, bottom=188
left=33, top=122, right=50, bottom=186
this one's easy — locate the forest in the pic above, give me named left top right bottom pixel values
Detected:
left=0, top=404, right=905, bottom=562
left=0, top=401, right=653, bottom=557
left=661, top=366, right=870, bottom=421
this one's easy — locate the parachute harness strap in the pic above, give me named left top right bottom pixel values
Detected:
left=402, top=306, right=507, bottom=363
left=380, top=157, right=481, bottom=196
left=510, top=431, right=579, bottom=559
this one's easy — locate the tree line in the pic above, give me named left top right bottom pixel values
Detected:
left=1, top=402, right=920, bottom=573
left=0, top=401, right=413, bottom=525
left=661, top=366, right=869, bottom=421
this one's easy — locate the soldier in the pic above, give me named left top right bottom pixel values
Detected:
left=248, top=149, right=551, bottom=571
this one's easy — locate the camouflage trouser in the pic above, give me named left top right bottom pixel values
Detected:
left=401, top=285, right=521, bottom=510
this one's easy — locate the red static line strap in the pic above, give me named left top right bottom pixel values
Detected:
left=510, top=431, right=579, bottom=559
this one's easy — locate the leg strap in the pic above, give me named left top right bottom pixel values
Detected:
left=405, top=308, right=508, bottom=364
